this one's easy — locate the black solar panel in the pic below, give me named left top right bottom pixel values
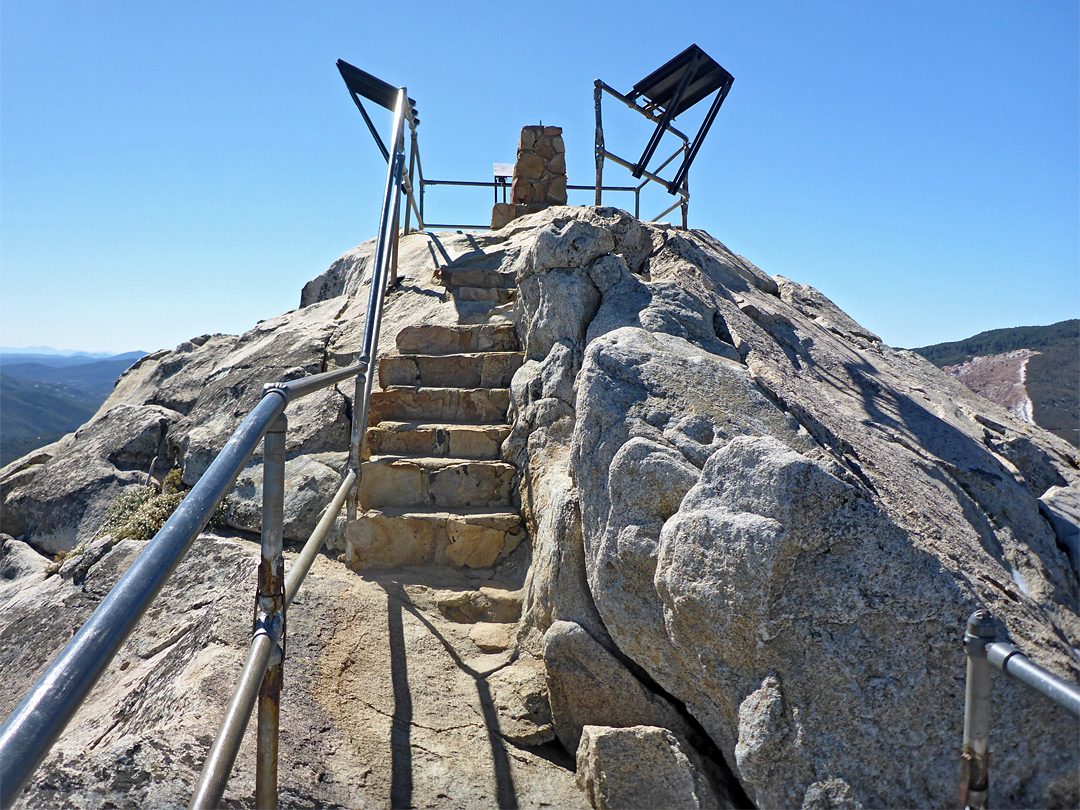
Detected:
left=630, top=44, right=732, bottom=119
left=336, top=60, right=416, bottom=115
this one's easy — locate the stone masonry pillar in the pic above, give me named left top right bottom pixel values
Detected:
left=491, top=125, right=566, bottom=229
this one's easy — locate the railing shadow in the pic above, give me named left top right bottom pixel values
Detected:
left=383, top=580, right=518, bottom=809
left=386, top=596, right=413, bottom=809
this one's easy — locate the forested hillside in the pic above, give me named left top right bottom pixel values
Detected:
left=912, top=320, right=1078, bottom=446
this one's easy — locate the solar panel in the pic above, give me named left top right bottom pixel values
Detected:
left=336, top=60, right=401, bottom=111
left=630, top=45, right=733, bottom=119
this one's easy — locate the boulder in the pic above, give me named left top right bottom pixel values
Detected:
left=506, top=206, right=1080, bottom=808
left=486, top=654, right=554, bottom=745
left=222, top=452, right=348, bottom=542
left=542, top=620, right=692, bottom=754
left=575, top=725, right=721, bottom=810
left=2, top=403, right=179, bottom=555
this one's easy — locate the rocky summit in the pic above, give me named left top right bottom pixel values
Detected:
left=1, top=206, right=1078, bottom=809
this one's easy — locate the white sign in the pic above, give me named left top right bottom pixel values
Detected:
left=493, top=163, right=514, bottom=178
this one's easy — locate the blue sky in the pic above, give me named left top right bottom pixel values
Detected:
left=2, top=1, right=1077, bottom=354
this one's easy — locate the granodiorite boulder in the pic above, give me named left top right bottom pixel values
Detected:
left=1, top=205, right=1077, bottom=808
left=506, top=207, right=1078, bottom=807
left=575, top=724, right=719, bottom=810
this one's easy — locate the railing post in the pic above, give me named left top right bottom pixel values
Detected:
left=594, top=80, right=605, bottom=207
left=680, top=149, right=689, bottom=230
left=255, top=413, right=287, bottom=810
left=960, top=610, right=995, bottom=809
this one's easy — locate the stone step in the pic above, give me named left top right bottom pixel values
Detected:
left=345, top=507, right=524, bottom=570
left=379, top=351, right=524, bottom=388
left=452, top=286, right=516, bottom=304
left=440, top=266, right=517, bottom=289
left=396, top=324, right=518, bottom=355
left=369, top=387, right=510, bottom=424
left=358, top=456, right=516, bottom=510
left=365, top=422, right=511, bottom=460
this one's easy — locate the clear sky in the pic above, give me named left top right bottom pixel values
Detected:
left=2, top=1, right=1077, bottom=354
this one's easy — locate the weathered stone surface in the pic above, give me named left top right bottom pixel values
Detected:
left=575, top=725, right=721, bottom=810
left=2, top=531, right=586, bottom=809
left=397, top=323, right=518, bottom=354
left=546, top=175, right=567, bottom=204
left=504, top=206, right=1079, bottom=807
left=346, top=507, right=523, bottom=570
left=369, top=387, right=510, bottom=424
left=358, top=456, right=515, bottom=509
left=491, top=202, right=516, bottom=230
left=379, top=352, right=523, bottom=389
left=3, top=403, right=179, bottom=554
left=0, top=534, right=49, bottom=600
left=366, top=421, right=511, bottom=460
left=5, top=205, right=1078, bottom=808
left=1040, top=484, right=1080, bottom=573
left=487, top=655, right=554, bottom=745
left=442, top=266, right=518, bottom=290
left=515, top=152, right=545, bottom=181
left=542, top=620, right=693, bottom=754
left=469, top=621, right=512, bottom=651
left=417, top=584, right=524, bottom=625
left=454, top=285, right=517, bottom=304
left=222, top=452, right=347, bottom=542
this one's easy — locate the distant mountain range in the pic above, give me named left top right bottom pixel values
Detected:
left=0, top=350, right=146, bottom=467
left=912, top=319, right=1079, bottom=447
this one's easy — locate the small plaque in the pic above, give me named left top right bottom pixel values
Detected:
left=493, top=163, right=514, bottom=178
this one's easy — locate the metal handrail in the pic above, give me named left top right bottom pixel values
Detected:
left=418, top=179, right=643, bottom=231
left=0, top=83, right=411, bottom=810
left=959, top=610, right=1080, bottom=809
left=190, top=88, right=410, bottom=810
left=594, top=79, right=692, bottom=228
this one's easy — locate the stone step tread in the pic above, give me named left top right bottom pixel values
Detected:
left=364, top=422, right=511, bottom=460
left=346, top=506, right=524, bottom=570
left=370, top=420, right=513, bottom=430
left=364, top=455, right=516, bottom=471
left=354, top=506, right=521, bottom=523
left=396, top=324, right=518, bottom=354
left=369, top=387, right=511, bottom=424
left=440, top=267, right=517, bottom=289
left=357, top=452, right=515, bottom=509
left=379, top=385, right=512, bottom=394
left=451, top=286, right=516, bottom=304
left=388, top=351, right=524, bottom=361
left=379, top=352, right=524, bottom=389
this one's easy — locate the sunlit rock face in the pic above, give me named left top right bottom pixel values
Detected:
left=1, top=206, right=1077, bottom=808
left=506, top=206, right=1079, bottom=809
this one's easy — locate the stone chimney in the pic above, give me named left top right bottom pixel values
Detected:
left=491, top=125, right=567, bottom=229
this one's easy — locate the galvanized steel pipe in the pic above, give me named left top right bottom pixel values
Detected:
left=987, top=642, right=1080, bottom=716
left=0, top=389, right=288, bottom=809
left=285, top=471, right=356, bottom=608
left=255, top=415, right=287, bottom=809
left=960, top=610, right=995, bottom=810
left=188, top=631, right=277, bottom=810
left=269, top=359, right=368, bottom=402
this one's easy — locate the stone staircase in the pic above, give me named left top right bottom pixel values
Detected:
left=344, top=257, right=526, bottom=572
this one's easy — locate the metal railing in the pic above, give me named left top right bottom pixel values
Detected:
left=0, top=85, right=411, bottom=810
left=593, top=79, right=692, bottom=229
left=417, top=176, right=644, bottom=231
left=959, top=609, right=1080, bottom=809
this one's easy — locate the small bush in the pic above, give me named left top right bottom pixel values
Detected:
left=98, top=469, right=190, bottom=542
